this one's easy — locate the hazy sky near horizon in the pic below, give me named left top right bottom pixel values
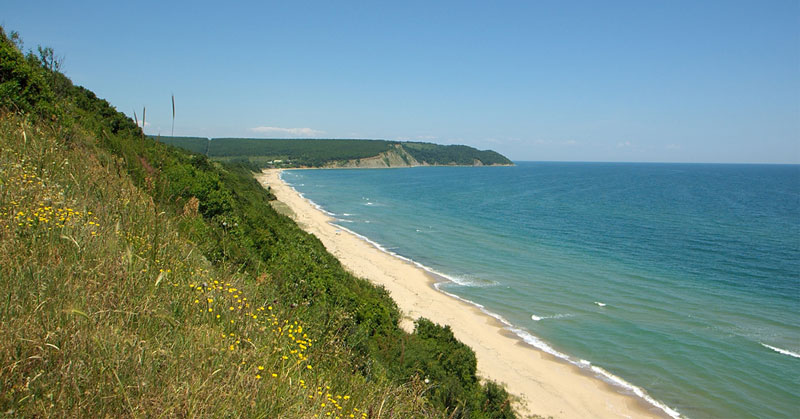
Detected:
left=3, top=0, right=799, bottom=163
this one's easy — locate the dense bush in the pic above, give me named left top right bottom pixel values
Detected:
left=0, top=30, right=55, bottom=116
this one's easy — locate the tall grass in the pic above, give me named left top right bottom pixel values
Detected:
left=0, top=113, right=434, bottom=417
left=0, top=26, right=518, bottom=417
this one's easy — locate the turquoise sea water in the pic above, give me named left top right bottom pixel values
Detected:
left=283, top=163, right=800, bottom=418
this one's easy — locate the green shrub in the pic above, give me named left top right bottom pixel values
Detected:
left=0, top=26, right=517, bottom=418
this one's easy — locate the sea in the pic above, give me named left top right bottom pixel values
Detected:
left=281, top=162, right=800, bottom=419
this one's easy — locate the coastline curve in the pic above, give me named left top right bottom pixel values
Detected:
left=257, top=168, right=674, bottom=419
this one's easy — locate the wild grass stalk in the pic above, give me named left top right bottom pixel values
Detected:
left=171, top=94, right=175, bottom=137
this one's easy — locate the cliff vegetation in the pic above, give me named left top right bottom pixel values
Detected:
left=0, top=27, right=516, bottom=418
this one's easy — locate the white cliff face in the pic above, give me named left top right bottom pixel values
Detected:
left=326, top=144, right=511, bottom=168
left=326, top=144, right=419, bottom=168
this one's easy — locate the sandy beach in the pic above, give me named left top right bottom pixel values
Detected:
left=256, top=169, right=664, bottom=419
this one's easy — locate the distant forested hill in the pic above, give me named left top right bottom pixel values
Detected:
left=402, top=142, right=511, bottom=166
left=156, top=136, right=513, bottom=168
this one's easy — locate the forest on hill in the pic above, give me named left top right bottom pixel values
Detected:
left=156, top=136, right=513, bottom=168
left=0, top=27, right=517, bottom=417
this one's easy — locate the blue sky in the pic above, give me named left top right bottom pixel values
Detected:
left=3, top=0, right=799, bottom=163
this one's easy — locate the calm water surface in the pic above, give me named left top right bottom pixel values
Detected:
left=284, top=162, right=800, bottom=418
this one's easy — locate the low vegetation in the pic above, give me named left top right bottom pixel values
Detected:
left=0, top=27, right=516, bottom=417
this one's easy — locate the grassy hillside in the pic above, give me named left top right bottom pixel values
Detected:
left=157, top=136, right=513, bottom=168
left=0, top=28, right=516, bottom=418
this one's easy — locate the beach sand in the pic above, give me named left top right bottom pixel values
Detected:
left=256, top=169, right=664, bottom=419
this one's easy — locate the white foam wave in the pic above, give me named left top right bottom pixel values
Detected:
left=281, top=175, right=336, bottom=218
left=430, top=270, right=497, bottom=287
left=342, top=213, right=354, bottom=216
left=457, top=277, right=497, bottom=287
left=530, top=313, right=573, bottom=321
left=364, top=202, right=374, bottom=206
left=328, top=223, right=492, bottom=287
left=594, top=301, right=607, bottom=307
left=434, top=286, right=681, bottom=417
left=308, top=200, right=336, bottom=216
left=592, top=365, right=682, bottom=418
left=761, top=343, right=800, bottom=359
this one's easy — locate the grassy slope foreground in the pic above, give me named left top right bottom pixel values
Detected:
left=0, top=28, right=516, bottom=417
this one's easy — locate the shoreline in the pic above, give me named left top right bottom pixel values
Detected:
left=256, top=168, right=669, bottom=419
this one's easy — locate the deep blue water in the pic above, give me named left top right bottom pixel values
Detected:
left=283, top=162, right=800, bottom=418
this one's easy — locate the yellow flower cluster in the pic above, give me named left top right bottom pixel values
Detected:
left=4, top=165, right=45, bottom=189
left=181, top=274, right=369, bottom=419
left=310, top=387, right=363, bottom=418
left=116, top=230, right=152, bottom=256
left=188, top=279, right=313, bottom=364
left=0, top=159, right=58, bottom=200
left=0, top=162, right=100, bottom=236
left=18, top=204, right=98, bottom=231
left=4, top=204, right=98, bottom=231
